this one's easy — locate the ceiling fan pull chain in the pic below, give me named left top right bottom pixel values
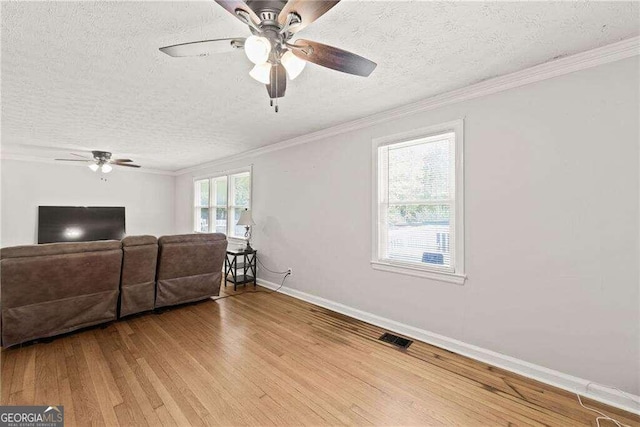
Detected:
left=275, top=65, right=279, bottom=113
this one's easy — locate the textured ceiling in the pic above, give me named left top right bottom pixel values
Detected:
left=2, top=1, right=639, bottom=171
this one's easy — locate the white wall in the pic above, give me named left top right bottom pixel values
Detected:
left=176, top=57, right=640, bottom=395
left=0, top=160, right=175, bottom=247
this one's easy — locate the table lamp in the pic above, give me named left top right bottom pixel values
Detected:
left=236, top=208, right=255, bottom=251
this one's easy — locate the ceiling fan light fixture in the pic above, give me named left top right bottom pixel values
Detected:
left=159, top=1, right=378, bottom=112
left=101, top=164, right=113, bottom=173
left=249, top=63, right=272, bottom=84
left=244, top=35, right=271, bottom=64
left=88, top=163, right=99, bottom=172
left=281, top=50, right=306, bottom=80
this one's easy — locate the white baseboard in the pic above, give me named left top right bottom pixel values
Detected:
left=257, top=279, right=640, bottom=416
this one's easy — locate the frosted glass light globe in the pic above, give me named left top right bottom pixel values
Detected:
left=88, top=163, right=99, bottom=172
left=249, top=63, right=272, bottom=84
left=281, top=50, right=306, bottom=80
left=244, top=36, right=271, bottom=65
left=101, top=164, right=112, bottom=173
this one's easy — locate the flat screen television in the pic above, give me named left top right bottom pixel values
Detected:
left=38, top=206, right=126, bottom=244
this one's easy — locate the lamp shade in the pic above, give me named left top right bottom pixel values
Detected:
left=236, top=209, right=255, bottom=226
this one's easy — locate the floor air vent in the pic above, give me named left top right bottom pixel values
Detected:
left=379, top=333, right=413, bottom=349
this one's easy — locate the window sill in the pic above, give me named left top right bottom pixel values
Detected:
left=370, top=260, right=466, bottom=285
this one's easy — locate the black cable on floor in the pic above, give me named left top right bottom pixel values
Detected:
left=215, top=255, right=291, bottom=302
left=256, top=257, right=289, bottom=275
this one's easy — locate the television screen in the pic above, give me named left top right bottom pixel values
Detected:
left=38, top=206, right=126, bottom=244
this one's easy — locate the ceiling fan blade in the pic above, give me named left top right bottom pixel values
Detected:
left=214, top=1, right=260, bottom=25
left=115, top=163, right=141, bottom=168
left=55, top=159, right=90, bottom=162
left=266, top=64, right=286, bottom=99
left=112, top=159, right=133, bottom=162
left=278, top=0, right=340, bottom=34
left=291, top=39, right=376, bottom=77
left=160, top=38, right=245, bottom=57
left=70, top=153, right=91, bottom=159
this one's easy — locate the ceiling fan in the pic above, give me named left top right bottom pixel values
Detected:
left=159, top=0, right=377, bottom=112
left=55, top=151, right=141, bottom=173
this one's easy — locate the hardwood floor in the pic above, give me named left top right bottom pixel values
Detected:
left=2, top=284, right=639, bottom=426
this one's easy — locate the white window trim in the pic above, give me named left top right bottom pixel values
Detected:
left=192, top=165, right=253, bottom=242
left=371, top=120, right=466, bottom=285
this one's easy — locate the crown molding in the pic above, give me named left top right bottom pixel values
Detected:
left=0, top=153, right=178, bottom=176
left=175, top=35, right=640, bottom=176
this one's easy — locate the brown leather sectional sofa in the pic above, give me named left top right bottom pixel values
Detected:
left=0, top=233, right=228, bottom=347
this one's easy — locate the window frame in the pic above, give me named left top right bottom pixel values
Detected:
left=371, top=120, right=466, bottom=285
left=228, top=171, right=252, bottom=239
left=193, top=179, right=212, bottom=234
left=210, top=175, right=229, bottom=235
left=193, top=166, right=253, bottom=241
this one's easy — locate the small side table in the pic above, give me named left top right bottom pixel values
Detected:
left=224, top=248, right=257, bottom=291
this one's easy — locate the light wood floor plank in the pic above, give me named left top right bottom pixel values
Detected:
left=2, top=284, right=638, bottom=426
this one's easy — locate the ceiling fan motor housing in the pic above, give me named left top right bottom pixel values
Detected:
left=91, top=151, right=112, bottom=163
left=245, top=0, right=295, bottom=45
left=246, top=1, right=287, bottom=18
left=259, top=10, right=278, bottom=23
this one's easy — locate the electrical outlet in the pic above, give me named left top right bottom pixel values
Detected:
left=287, top=267, right=292, bottom=275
